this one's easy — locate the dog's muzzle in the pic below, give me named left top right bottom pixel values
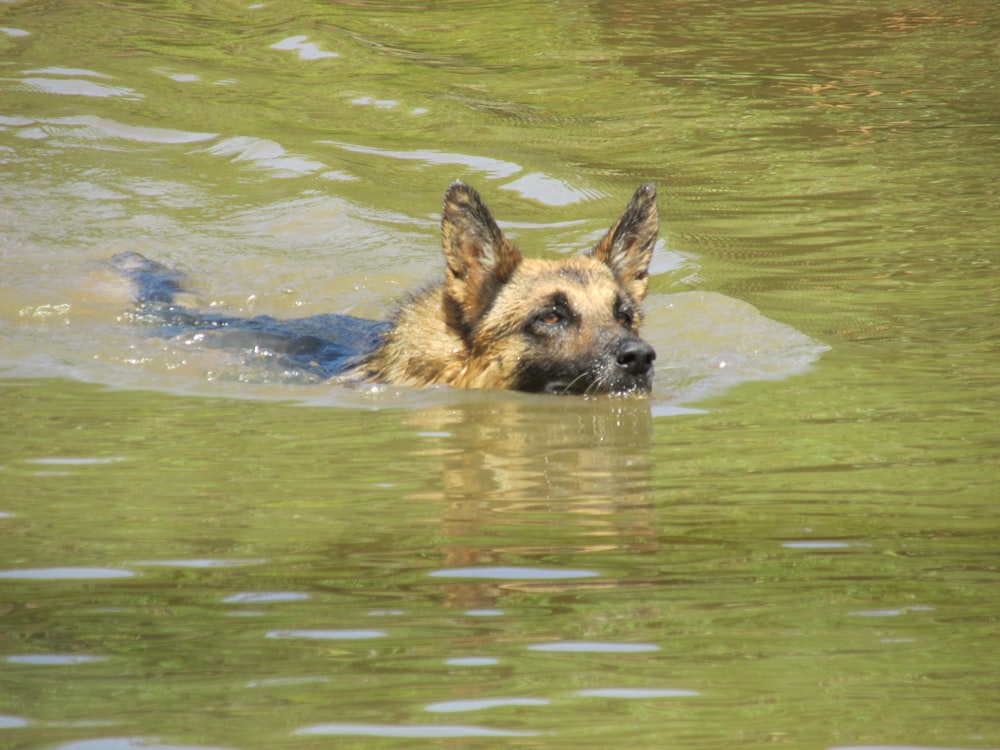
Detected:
left=615, top=338, right=656, bottom=378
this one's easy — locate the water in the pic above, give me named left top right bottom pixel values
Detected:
left=1, top=1, right=998, bottom=748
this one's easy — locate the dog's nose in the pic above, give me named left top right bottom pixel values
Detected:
left=616, top=339, right=656, bottom=375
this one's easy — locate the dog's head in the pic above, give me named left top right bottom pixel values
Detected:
left=441, top=182, right=658, bottom=395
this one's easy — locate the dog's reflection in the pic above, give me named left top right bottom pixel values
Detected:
left=403, top=395, right=661, bottom=609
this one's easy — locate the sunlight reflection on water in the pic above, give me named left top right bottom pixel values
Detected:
left=295, top=723, right=539, bottom=738
left=429, top=566, right=599, bottom=579
left=6, top=654, right=106, bottom=665
left=528, top=642, right=660, bottom=653
left=266, top=629, right=387, bottom=639
left=0, top=567, right=134, bottom=579
left=425, top=697, right=550, bottom=712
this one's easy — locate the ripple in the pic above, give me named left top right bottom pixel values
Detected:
left=223, top=592, right=309, bottom=604
left=270, top=35, right=338, bottom=60
left=576, top=687, right=699, bottom=698
left=501, top=173, right=604, bottom=206
left=24, top=67, right=111, bottom=78
left=205, top=136, right=327, bottom=176
left=53, top=738, right=232, bottom=750
left=528, top=641, right=659, bottom=653
left=246, top=676, right=330, bottom=688
left=445, top=657, right=499, bottom=666
left=41, top=115, right=216, bottom=144
left=651, top=403, right=708, bottom=417
left=321, top=141, right=520, bottom=179
left=137, top=559, right=264, bottom=568
left=295, top=723, right=538, bottom=738
left=0, top=715, right=29, bottom=728
left=429, top=566, right=598, bottom=580
left=27, top=456, right=126, bottom=466
left=19, top=77, right=139, bottom=99
left=425, top=697, right=549, bottom=713
left=6, top=654, right=106, bottom=665
left=351, top=96, right=398, bottom=109
left=0, top=567, right=134, bottom=580
left=848, top=606, right=933, bottom=618
left=266, top=629, right=387, bottom=640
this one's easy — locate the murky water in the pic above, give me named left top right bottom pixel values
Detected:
left=1, top=1, right=998, bottom=749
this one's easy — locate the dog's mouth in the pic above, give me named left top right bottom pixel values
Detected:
left=536, top=337, right=656, bottom=396
left=541, top=374, right=652, bottom=397
left=515, top=343, right=655, bottom=396
left=542, top=380, right=581, bottom=395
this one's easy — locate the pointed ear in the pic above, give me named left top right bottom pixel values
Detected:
left=441, top=181, right=523, bottom=328
left=590, top=184, right=658, bottom=301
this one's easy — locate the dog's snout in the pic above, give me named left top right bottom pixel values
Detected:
left=616, top=338, right=656, bottom=375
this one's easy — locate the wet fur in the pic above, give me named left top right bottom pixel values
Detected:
left=115, top=182, right=658, bottom=395
left=353, top=182, right=658, bottom=394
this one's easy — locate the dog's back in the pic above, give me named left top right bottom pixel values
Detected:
left=112, top=252, right=388, bottom=381
left=114, top=182, right=657, bottom=395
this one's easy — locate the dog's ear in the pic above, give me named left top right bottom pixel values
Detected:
left=441, top=181, right=523, bottom=328
left=590, top=184, right=658, bottom=301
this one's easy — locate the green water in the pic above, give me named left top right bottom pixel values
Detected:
left=1, top=1, right=998, bottom=749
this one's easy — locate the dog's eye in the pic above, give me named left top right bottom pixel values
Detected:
left=538, top=309, right=563, bottom=326
left=529, top=295, right=572, bottom=332
left=616, top=308, right=634, bottom=328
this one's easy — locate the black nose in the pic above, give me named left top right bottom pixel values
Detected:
left=616, top=338, right=656, bottom=375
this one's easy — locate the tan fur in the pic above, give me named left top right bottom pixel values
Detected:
left=353, top=182, right=658, bottom=395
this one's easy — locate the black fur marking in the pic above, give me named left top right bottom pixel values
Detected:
left=112, top=252, right=389, bottom=379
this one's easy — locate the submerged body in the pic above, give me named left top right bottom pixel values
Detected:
left=116, top=182, right=659, bottom=395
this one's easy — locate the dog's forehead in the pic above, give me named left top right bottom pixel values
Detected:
left=510, top=256, right=624, bottom=308
left=520, top=255, right=615, bottom=282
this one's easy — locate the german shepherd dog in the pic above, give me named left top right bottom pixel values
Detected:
left=114, top=182, right=658, bottom=395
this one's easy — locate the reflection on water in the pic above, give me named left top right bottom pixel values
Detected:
left=51, top=741, right=231, bottom=750
left=428, top=567, right=600, bottom=579
left=575, top=688, right=700, bottom=698
left=266, top=629, right=388, bottom=640
left=0, top=567, right=135, bottom=580
left=295, top=723, right=540, bottom=738
left=5, top=655, right=107, bottom=666
left=528, top=642, right=660, bottom=653
left=402, top=397, right=662, bottom=607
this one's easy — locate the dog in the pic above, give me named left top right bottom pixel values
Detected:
left=114, top=181, right=658, bottom=395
